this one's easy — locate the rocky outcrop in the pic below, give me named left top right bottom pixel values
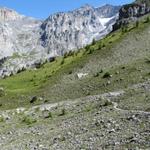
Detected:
left=113, top=0, right=150, bottom=30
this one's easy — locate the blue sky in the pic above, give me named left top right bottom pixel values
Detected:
left=0, top=0, right=134, bottom=19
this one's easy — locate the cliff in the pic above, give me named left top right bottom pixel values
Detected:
left=113, top=0, right=150, bottom=30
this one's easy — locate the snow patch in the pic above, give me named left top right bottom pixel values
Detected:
left=99, top=16, right=115, bottom=27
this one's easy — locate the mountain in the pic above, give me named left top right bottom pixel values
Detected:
left=0, top=0, right=150, bottom=149
left=0, top=5, right=120, bottom=78
left=113, top=0, right=150, bottom=30
left=40, top=4, right=120, bottom=55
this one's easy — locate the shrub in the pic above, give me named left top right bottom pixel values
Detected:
left=30, top=96, right=37, bottom=103
left=93, top=72, right=99, bottom=77
left=98, top=44, right=102, bottom=49
left=60, top=58, right=65, bottom=65
left=48, top=57, right=56, bottom=62
left=121, top=26, right=128, bottom=33
left=0, top=116, right=4, bottom=122
left=135, top=20, right=139, bottom=28
left=103, top=101, right=112, bottom=106
left=0, top=87, right=4, bottom=97
left=64, top=51, right=75, bottom=58
left=22, top=116, right=37, bottom=125
left=44, top=112, right=52, bottom=119
left=48, top=112, right=52, bottom=118
left=92, top=38, right=96, bottom=45
left=103, top=72, right=112, bottom=78
left=145, top=58, right=150, bottom=63
left=68, top=70, right=72, bottom=74
left=59, top=109, right=66, bottom=116
left=87, top=47, right=94, bottom=54
left=145, top=16, right=150, bottom=23
left=85, top=45, right=90, bottom=51
left=74, top=51, right=78, bottom=56
left=99, top=69, right=103, bottom=73
left=102, top=43, right=105, bottom=47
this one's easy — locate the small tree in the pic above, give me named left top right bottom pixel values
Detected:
left=59, top=109, right=66, bottom=116
left=60, top=58, right=65, bottom=65
left=85, top=45, right=90, bottom=51
left=146, top=16, right=150, bottom=23
left=87, top=47, right=94, bottom=54
left=103, top=72, right=112, bottom=78
left=135, top=20, right=139, bottom=28
left=92, top=38, right=96, bottom=45
left=98, top=43, right=102, bottom=49
left=121, top=25, right=128, bottom=33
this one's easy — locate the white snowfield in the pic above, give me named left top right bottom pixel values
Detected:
left=0, top=5, right=120, bottom=78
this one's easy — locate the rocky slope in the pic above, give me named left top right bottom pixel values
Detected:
left=0, top=5, right=120, bottom=78
left=0, top=81, right=149, bottom=149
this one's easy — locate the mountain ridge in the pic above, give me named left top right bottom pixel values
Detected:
left=113, top=0, right=150, bottom=30
left=0, top=4, right=120, bottom=78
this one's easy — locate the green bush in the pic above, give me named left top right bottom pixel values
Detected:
left=64, top=51, right=75, bottom=58
left=22, top=116, right=37, bottom=125
left=121, top=26, right=128, bottom=33
left=85, top=45, right=90, bottom=51
left=92, top=38, right=96, bottom=45
left=44, top=112, right=53, bottom=119
left=135, top=20, right=139, bottom=28
left=0, top=116, right=4, bottom=122
left=98, top=43, right=102, bottom=49
left=145, top=16, right=150, bottom=23
left=93, top=72, right=99, bottom=77
left=103, top=101, right=112, bottom=106
left=60, top=58, right=65, bottom=65
left=103, top=72, right=112, bottom=78
left=0, top=87, right=4, bottom=97
left=87, top=47, right=95, bottom=54
left=59, top=109, right=66, bottom=116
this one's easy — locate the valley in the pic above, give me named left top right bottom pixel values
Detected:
left=0, top=0, right=150, bottom=149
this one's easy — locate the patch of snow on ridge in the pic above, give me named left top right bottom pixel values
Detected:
left=100, top=16, right=116, bottom=27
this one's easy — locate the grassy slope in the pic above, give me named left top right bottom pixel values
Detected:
left=0, top=15, right=150, bottom=110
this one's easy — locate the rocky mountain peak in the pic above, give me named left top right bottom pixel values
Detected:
left=40, top=4, right=120, bottom=56
left=0, top=7, right=23, bottom=21
left=77, top=4, right=94, bottom=11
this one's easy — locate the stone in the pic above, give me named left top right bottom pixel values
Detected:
left=30, top=96, right=38, bottom=103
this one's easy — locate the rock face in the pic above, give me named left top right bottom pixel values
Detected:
left=0, top=5, right=120, bottom=78
left=0, top=7, right=23, bottom=21
left=0, top=8, right=46, bottom=77
left=113, top=0, right=150, bottom=30
left=40, top=4, right=120, bottom=55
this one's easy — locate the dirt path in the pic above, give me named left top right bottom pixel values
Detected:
left=0, top=85, right=150, bottom=117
